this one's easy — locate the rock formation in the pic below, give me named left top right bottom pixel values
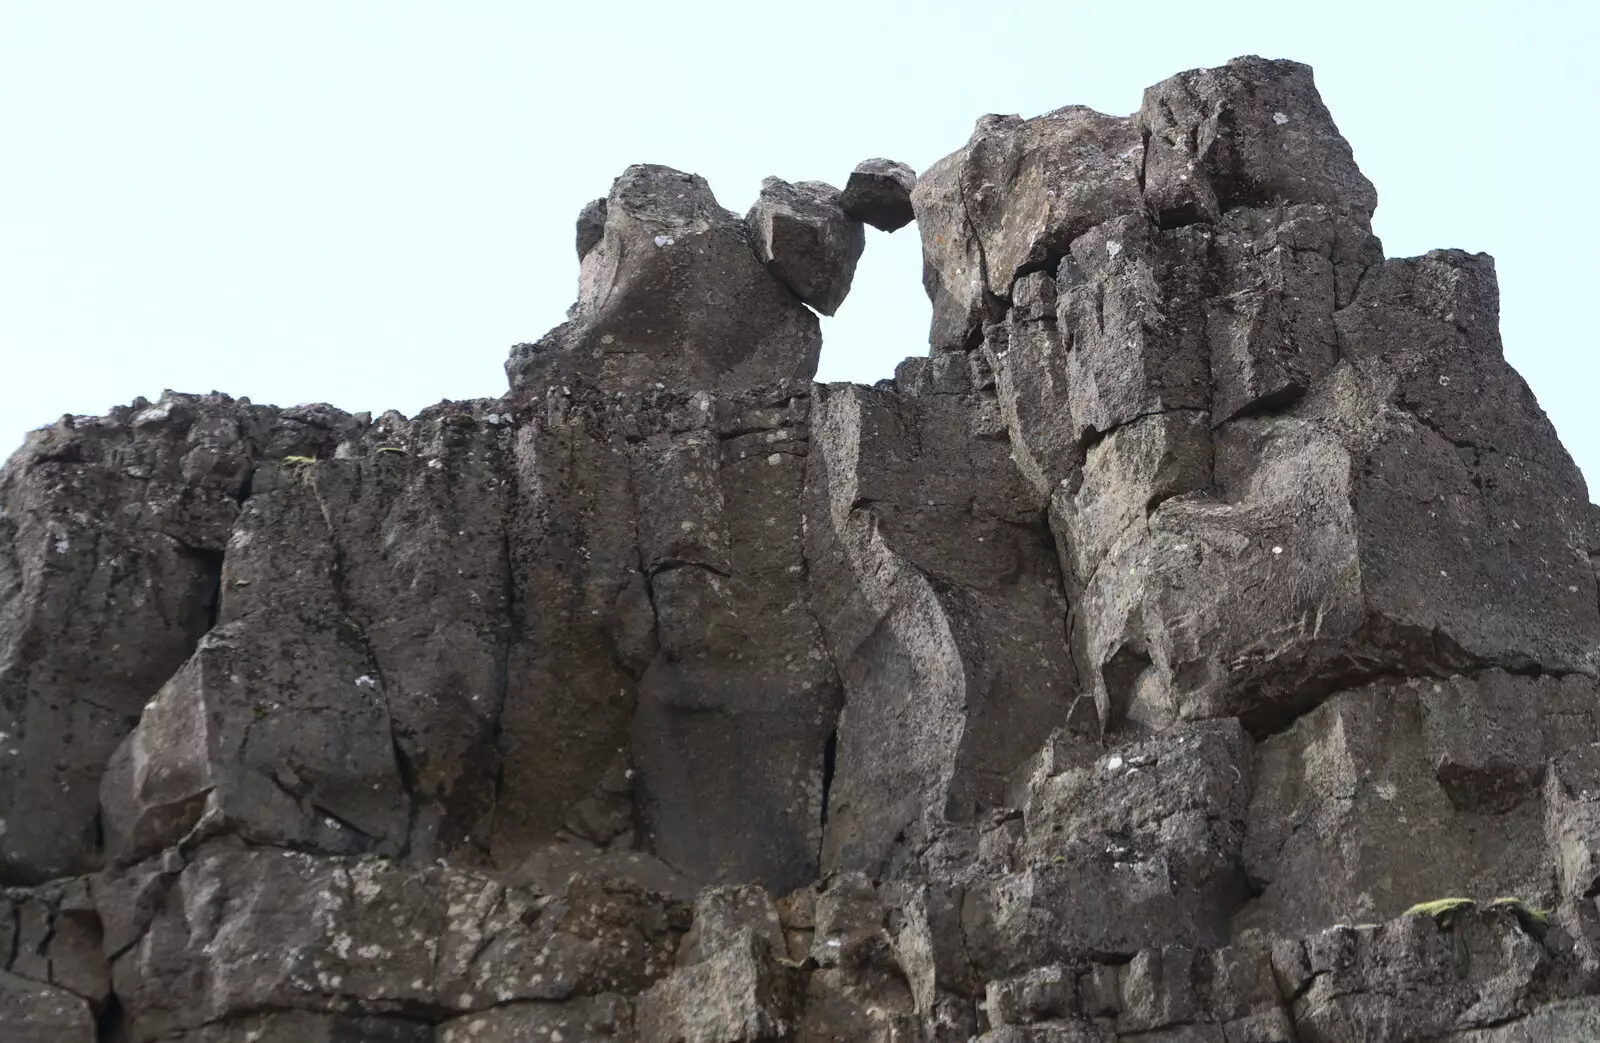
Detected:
left=4, top=55, right=1600, bottom=1042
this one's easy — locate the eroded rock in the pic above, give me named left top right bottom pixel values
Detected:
left=1, top=53, right=1597, bottom=1043
left=508, top=164, right=821, bottom=394
left=840, top=158, right=917, bottom=232
left=747, top=176, right=865, bottom=316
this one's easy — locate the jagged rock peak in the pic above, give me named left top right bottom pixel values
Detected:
left=913, top=54, right=1378, bottom=353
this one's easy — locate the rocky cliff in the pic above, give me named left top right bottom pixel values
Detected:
left=5, top=56, right=1600, bottom=1042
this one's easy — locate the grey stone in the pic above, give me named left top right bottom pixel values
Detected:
left=107, top=844, right=683, bottom=1042
left=984, top=964, right=1073, bottom=1025
left=508, top=164, right=821, bottom=394
left=1237, top=674, right=1594, bottom=938
left=1546, top=743, right=1600, bottom=902
left=437, top=995, right=634, bottom=1043
left=962, top=721, right=1251, bottom=975
left=577, top=197, right=608, bottom=259
left=167, top=1012, right=433, bottom=1043
left=912, top=106, right=1142, bottom=352
left=1118, top=946, right=1199, bottom=1033
left=99, top=476, right=413, bottom=864
left=1062, top=244, right=1599, bottom=739
left=1207, top=205, right=1381, bottom=422
left=627, top=387, right=839, bottom=896
left=747, top=176, right=865, bottom=316
left=1139, top=56, right=1377, bottom=227
left=677, top=885, right=785, bottom=969
left=1289, top=912, right=1552, bottom=1041
left=635, top=927, right=793, bottom=1043
left=0, top=391, right=346, bottom=882
left=839, top=158, right=917, bottom=232
left=1445, top=998, right=1600, bottom=1041
left=2, top=877, right=110, bottom=1012
left=978, top=1021, right=1114, bottom=1043
left=806, top=369, right=1074, bottom=878
left=3, top=54, right=1600, bottom=1043
left=0, top=969, right=95, bottom=1042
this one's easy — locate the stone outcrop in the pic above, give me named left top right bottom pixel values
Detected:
left=3, top=55, right=1598, bottom=1042
left=506, top=164, right=822, bottom=395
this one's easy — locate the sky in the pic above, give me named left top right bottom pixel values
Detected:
left=4, top=1, right=1598, bottom=493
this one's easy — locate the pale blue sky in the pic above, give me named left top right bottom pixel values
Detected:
left=5, top=2, right=1597, bottom=493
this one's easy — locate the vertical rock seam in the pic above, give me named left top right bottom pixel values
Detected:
left=3, top=54, right=1599, bottom=1042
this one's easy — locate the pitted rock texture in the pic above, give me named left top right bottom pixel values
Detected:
left=4, top=55, right=1600, bottom=1042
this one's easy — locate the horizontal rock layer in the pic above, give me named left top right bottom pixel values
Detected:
left=3, top=55, right=1598, bottom=1041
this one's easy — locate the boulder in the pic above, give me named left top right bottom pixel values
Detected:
left=839, top=157, right=917, bottom=232
left=747, top=176, right=865, bottom=316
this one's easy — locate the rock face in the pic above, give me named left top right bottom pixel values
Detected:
left=3, top=55, right=1599, bottom=1041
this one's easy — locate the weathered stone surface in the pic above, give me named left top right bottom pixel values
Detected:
left=100, top=478, right=412, bottom=864
left=577, top=197, right=608, bottom=259
left=1138, top=56, right=1377, bottom=228
left=984, top=964, right=1073, bottom=1025
left=497, top=394, right=640, bottom=868
left=1287, top=911, right=1562, bottom=1041
left=168, top=1011, right=434, bottom=1043
left=747, top=176, right=865, bottom=316
left=437, top=995, right=634, bottom=1043
left=0, top=391, right=362, bottom=882
left=2, top=876, right=110, bottom=1015
left=912, top=106, right=1142, bottom=352
left=963, top=721, right=1252, bottom=974
left=635, top=925, right=793, bottom=1043
left=1061, top=245, right=1599, bottom=737
left=0, top=969, right=95, bottom=1042
left=627, top=385, right=840, bottom=896
left=1207, top=205, right=1381, bottom=422
left=1238, top=672, right=1599, bottom=938
left=4, top=53, right=1600, bottom=1043
left=806, top=358, right=1074, bottom=877
left=677, top=885, right=785, bottom=968
left=911, top=147, right=994, bottom=352
left=508, top=164, right=821, bottom=395
left=108, top=843, right=683, bottom=1042
left=1445, top=998, right=1600, bottom=1041
left=839, top=158, right=917, bottom=232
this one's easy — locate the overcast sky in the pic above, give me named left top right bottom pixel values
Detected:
left=5, top=1, right=1597, bottom=493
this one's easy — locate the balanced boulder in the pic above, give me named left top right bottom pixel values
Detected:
left=839, top=157, right=917, bottom=232
left=746, top=176, right=865, bottom=316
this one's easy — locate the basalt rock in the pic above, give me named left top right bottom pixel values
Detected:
left=3, top=54, right=1599, bottom=1042
left=840, top=158, right=917, bottom=233
left=747, top=176, right=865, bottom=316
left=507, top=164, right=821, bottom=395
